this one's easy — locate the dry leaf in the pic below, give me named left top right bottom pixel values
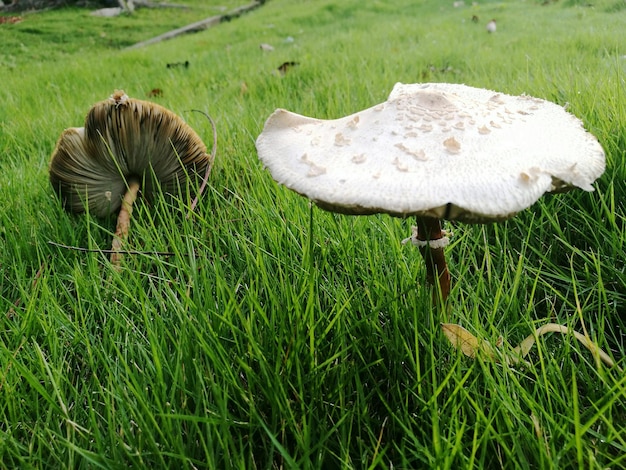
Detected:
left=441, top=323, right=495, bottom=359
left=442, top=322, right=620, bottom=371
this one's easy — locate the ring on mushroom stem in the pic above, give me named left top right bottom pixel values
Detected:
left=401, top=220, right=451, bottom=305
left=49, top=90, right=213, bottom=269
left=415, top=216, right=451, bottom=305
left=256, top=82, right=605, bottom=309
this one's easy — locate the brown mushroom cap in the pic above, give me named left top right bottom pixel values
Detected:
left=50, top=91, right=210, bottom=217
left=256, top=82, right=606, bottom=222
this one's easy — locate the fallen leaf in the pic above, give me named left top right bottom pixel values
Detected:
left=0, top=16, right=23, bottom=24
left=442, top=322, right=621, bottom=371
left=441, top=323, right=495, bottom=359
left=277, top=61, right=299, bottom=75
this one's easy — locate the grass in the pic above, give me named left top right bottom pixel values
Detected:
left=1, top=0, right=625, bottom=467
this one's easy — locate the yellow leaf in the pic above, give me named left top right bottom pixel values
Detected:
left=441, top=323, right=495, bottom=359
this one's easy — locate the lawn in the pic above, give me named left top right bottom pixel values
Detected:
left=0, top=0, right=625, bottom=468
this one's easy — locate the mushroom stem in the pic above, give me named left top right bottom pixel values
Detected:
left=416, top=216, right=451, bottom=304
left=111, top=178, right=141, bottom=268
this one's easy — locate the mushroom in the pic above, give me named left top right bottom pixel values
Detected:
left=255, top=82, right=605, bottom=304
left=50, top=90, right=212, bottom=267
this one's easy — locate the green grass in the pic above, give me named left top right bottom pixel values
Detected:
left=1, top=0, right=625, bottom=467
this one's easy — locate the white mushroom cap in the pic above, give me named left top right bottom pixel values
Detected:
left=256, top=82, right=605, bottom=222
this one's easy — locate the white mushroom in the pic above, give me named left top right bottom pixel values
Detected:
left=255, top=82, right=606, bottom=302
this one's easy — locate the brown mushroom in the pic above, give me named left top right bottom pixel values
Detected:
left=50, top=90, right=212, bottom=267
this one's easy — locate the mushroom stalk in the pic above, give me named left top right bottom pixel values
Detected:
left=111, top=178, right=141, bottom=267
left=416, top=216, right=451, bottom=303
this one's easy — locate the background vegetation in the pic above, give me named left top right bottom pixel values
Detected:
left=1, top=0, right=625, bottom=467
